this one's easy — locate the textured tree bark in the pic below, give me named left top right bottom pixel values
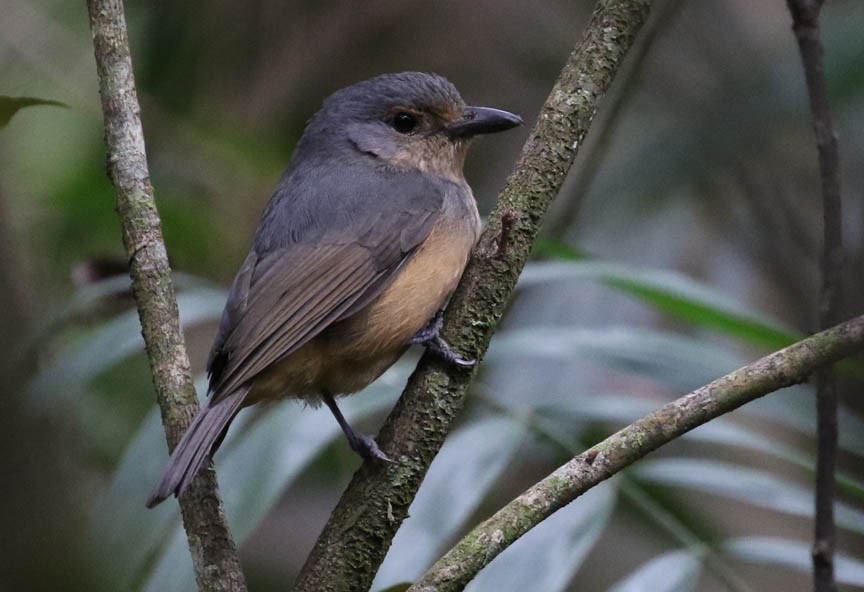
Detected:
left=292, top=1, right=652, bottom=591
left=85, top=1, right=247, bottom=590
left=785, top=2, right=843, bottom=591
left=410, top=314, right=864, bottom=592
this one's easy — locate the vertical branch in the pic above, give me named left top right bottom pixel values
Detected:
left=85, top=1, right=248, bottom=590
left=785, top=2, right=843, bottom=591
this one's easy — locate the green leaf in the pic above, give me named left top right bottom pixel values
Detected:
left=519, top=260, right=864, bottom=379
left=0, top=95, right=67, bottom=128
left=531, top=237, right=586, bottom=260
left=520, top=260, right=796, bottom=348
left=633, top=459, right=864, bottom=535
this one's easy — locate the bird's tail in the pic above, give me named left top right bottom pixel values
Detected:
left=145, top=390, right=247, bottom=508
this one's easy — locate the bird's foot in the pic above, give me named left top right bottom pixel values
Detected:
left=346, top=430, right=394, bottom=463
left=411, top=311, right=475, bottom=367
left=323, top=392, right=394, bottom=463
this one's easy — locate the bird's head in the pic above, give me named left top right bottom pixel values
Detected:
left=300, top=72, right=522, bottom=181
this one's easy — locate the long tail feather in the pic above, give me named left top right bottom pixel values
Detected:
left=145, top=389, right=247, bottom=508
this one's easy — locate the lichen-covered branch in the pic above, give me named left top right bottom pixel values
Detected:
left=85, top=1, right=247, bottom=590
left=292, top=1, right=651, bottom=591
left=410, top=314, right=864, bottom=592
left=785, top=2, right=843, bottom=590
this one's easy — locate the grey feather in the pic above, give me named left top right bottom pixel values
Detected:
left=207, top=162, right=444, bottom=397
left=145, top=386, right=249, bottom=508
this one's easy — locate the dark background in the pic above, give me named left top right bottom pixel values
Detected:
left=2, top=1, right=863, bottom=591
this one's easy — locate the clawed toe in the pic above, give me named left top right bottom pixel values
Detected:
left=411, top=311, right=475, bottom=367
left=350, top=432, right=395, bottom=463
left=430, top=338, right=476, bottom=366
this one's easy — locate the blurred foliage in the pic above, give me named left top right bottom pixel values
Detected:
left=0, top=96, right=67, bottom=128
left=3, top=0, right=864, bottom=591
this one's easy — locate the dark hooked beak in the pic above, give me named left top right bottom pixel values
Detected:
left=445, top=106, right=523, bottom=139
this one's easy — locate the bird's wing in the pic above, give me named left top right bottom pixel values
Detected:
left=205, top=172, right=445, bottom=403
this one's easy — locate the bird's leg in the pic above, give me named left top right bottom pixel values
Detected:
left=322, top=392, right=393, bottom=463
left=410, top=309, right=475, bottom=367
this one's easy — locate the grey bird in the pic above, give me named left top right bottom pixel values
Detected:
left=146, top=71, right=522, bottom=508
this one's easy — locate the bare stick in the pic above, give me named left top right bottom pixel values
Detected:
left=85, top=1, right=247, bottom=590
left=292, top=1, right=651, bottom=590
left=410, top=314, right=864, bottom=592
left=785, top=2, right=843, bottom=591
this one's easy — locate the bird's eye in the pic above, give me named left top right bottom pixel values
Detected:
left=391, top=112, right=419, bottom=134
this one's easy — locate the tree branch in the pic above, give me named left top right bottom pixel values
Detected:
left=292, top=1, right=651, bottom=590
left=85, top=1, right=247, bottom=590
left=785, top=2, right=843, bottom=591
left=410, top=314, right=864, bottom=592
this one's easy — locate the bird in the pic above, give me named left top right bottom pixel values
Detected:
left=145, top=72, right=522, bottom=508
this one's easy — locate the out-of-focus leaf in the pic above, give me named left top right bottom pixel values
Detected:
left=88, top=376, right=209, bottom=590
left=141, top=362, right=411, bottom=592
left=538, top=395, right=789, bottom=459
left=0, top=95, right=67, bottom=127
left=488, top=326, right=742, bottom=391
left=531, top=238, right=586, bottom=260
left=520, top=260, right=796, bottom=349
left=633, top=459, right=864, bottom=535
left=518, top=260, right=864, bottom=378
left=490, top=322, right=864, bottom=467
left=465, top=481, right=617, bottom=592
left=27, top=288, right=226, bottom=404
left=822, top=8, right=864, bottom=106
left=722, top=537, right=864, bottom=586
left=143, top=527, right=190, bottom=592
left=220, top=364, right=408, bottom=540
left=607, top=549, right=703, bottom=592
left=744, top=390, right=864, bottom=463
left=500, top=397, right=734, bottom=589
left=372, top=416, right=527, bottom=590
left=376, top=584, right=411, bottom=592
left=21, top=273, right=219, bottom=355
left=533, top=393, right=864, bottom=500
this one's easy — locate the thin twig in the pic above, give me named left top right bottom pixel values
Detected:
left=85, top=1, right=247, bottom=590
left=785, top=2, right=843, bottom=591
left=409, top=313, right=864, bottom=592
left=291, top=1, right=651, bottom=590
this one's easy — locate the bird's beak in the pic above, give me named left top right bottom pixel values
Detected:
left=445, top=106, right=523, bottom=139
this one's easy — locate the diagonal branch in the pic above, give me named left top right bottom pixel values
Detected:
left=785, top=2, right=843, bottom=591
left=410, top=313, right=864, bottom=592
left=85, top=1, right=247, bottom=590
left=292, top=1, right=651, bottom=590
